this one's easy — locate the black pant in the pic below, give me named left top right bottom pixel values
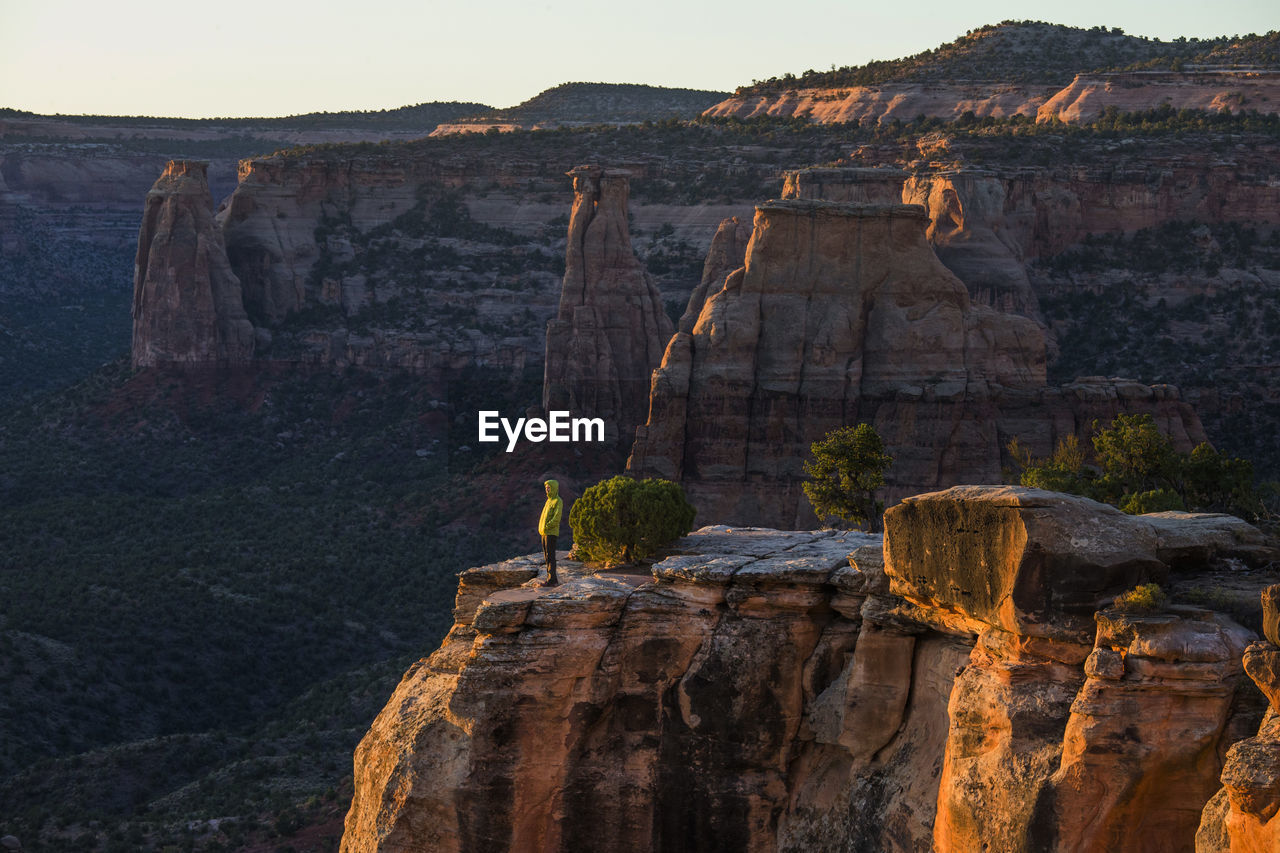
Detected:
left=541, top=534, right=558, bottom=580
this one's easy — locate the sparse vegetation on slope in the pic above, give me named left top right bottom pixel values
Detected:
left=739, top=21, right=1280, bottom=94
left=444, top=82, right=727, bottom=126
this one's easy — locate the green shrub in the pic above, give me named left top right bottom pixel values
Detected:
left=802, top=424, right=893, bottom=531
left=568, top=475, right=696, bottom=565
left=1119, top=488, right=1185, bottom=515
left=1113, top=583, right=1168, bottom=614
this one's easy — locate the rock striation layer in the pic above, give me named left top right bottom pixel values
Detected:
left=780, top=167, right=907, bottom=205
left=543, top=166, right=673, bottom=442
left=342, top=487, right=1273, bottom=853
left=627, top=198, right=1203, bottom=527
left=131, top=160, right=255, bottom=367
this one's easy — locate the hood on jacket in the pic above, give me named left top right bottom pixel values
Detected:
left=544, top=479, right=559, bottom=499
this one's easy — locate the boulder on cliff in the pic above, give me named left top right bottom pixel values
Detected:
left=543, top=166, right=674, bottom=444
left=131, top=160, right=255, bottom=367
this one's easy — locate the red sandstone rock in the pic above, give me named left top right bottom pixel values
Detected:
left=1196, top=632, right=1280, bottom=853
left=344, top=488, right=1268, bottom=853
left=543, top=166, right=673, bottom=443
left=131, top=160, right=255, bottom=367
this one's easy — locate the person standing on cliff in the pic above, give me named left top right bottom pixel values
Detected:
left=538, top=479, right=563, bottom=586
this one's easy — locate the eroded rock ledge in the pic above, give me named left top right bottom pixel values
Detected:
left=341, top=487, right=1275, bottom=853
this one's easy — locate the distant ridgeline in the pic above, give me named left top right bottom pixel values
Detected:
left=428, top=82, right=730, bottom=135
left=737, top=22, right=1280, bottom=92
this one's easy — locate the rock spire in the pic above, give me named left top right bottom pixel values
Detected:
left=543, top=166, right=673, bottom=443
left=131, top=160, right=255, bottom=367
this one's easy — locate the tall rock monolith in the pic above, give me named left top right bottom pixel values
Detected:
left=543, top=166, right=673, bottom=443
left=131, top=160, right=255, bottom=367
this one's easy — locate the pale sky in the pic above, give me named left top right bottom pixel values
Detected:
left=1, top=0, right=1275, bottom=118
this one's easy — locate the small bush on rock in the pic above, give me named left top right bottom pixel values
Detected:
left=1113, top=583, right=1168, bottom=614
left=569, top=475, right=696, bottom=565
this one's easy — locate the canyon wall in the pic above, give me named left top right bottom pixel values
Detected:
left=340, top=486, right=1275, bottom=853
left=627, top=197, right=1203, bottom=528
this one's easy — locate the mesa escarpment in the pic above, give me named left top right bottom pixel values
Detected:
left=341, top=486, right=1276, bottom=853
left=1038, top=70, right=1280, bottom=124
left=543, top=167, right=673, bottom=441
left=703, top=82, right=1053, bottom=124
left=131, top=160, right=255, bottom=367
left=627, top=196, right=1203, bottom=527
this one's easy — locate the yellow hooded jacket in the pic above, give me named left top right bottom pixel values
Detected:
left=538, top=479, right=563, bottom=536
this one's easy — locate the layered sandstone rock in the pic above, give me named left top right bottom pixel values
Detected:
left=1197, top=584, right=1280, bottom=853
left=627, top=198, right=1203, bottom=527
left=1039, top=71, right=1280, bottom=124
left=543, top=166, right=673, bottom=442
left=780, top=167, right=907, bottom=204
left=131, top=160, right=255, bottom=367
left=343, top=487, right=1271, bottom=853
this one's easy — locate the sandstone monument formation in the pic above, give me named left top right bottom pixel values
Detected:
left=543, top=166, right=673, bottom=442
left=628, top=193, right=1204, bottom=527
left=131, top=160, right=255, bottom=367
left=339, top=486, right=1275, bottom=853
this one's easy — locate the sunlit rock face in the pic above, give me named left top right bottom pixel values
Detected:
left=902, top=169, right=1043, bottom=319
left=341, top=487, right=1274, bottom=853
left=626, top=198, right=1203, bottom=528
left=1196, top=584, right=1280, bottom=853
left=1038, top=71, right=1280, bottom=124
left=702, top=82, right=1052, bottom=124
left=131, top=160, right=255, bottom=367
left=542, top=166, right=673, bottom=444
left=676, top=215, right=749, bottom=335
